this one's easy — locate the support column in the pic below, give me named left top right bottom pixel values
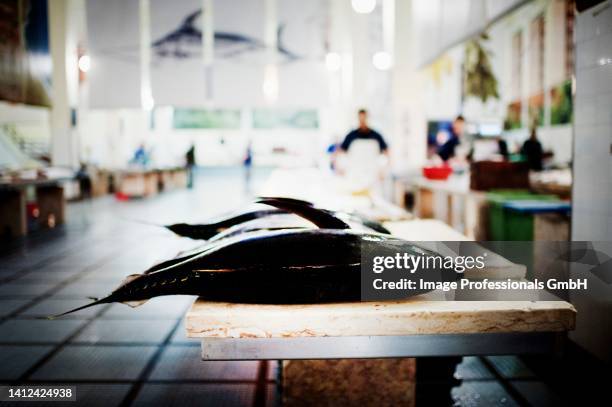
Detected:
left=390, top=0, right=426, bottom=172
left=49, top=0, right=77, bottom=168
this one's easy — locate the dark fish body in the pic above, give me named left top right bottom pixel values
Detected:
left=63, top=229, right=446, bottom=316
left=145, top=215, right=308, bottom=275
left=112, top=229, right=370, bottom=304
left=54, top=199, right=423, bottom=317
left=151, top=214, right=386, bottom=274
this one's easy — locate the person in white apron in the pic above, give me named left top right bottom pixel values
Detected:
left=338, top=109, right=390, bottom=192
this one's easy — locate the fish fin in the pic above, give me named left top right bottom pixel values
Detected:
left=48, top=297, right=108, bottom=319
left=256, top=197, right=350, bottom=229
left=87, top=296, right=99, bottom=301
left=165, top=223, right=216, bottom=240
left=258, top=196, right=314, bottom=207
left=276, top=24, right=299, bottom=60
left=122, top=299, right=149, bottom=308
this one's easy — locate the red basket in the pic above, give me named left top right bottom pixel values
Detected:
left=422, top=166, right=452, bottom=180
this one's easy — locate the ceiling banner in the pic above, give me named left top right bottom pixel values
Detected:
left=87, top=0, right=141, bottom=108
left=87, top=0, right=329, bottom=108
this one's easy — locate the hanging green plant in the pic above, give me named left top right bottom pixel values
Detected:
left=464, top=33, right=499, bottom=103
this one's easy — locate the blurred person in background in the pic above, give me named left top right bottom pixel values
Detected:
left=75, top=163, right=92, bottom=199
left=339, top=109, right=389, bottom=156
left=337, top=109, right=390, bottom=192
left=436, top=115, right=465, bottom=162
left=243, top=141, right=253, bottom=193
left=326, top=136, right=342, bottom=172
left=521, top=128, right=544, bottom=171
left=185, top=144, right=196, bottom=188
left=497, top=136, right=509, bottom=160
left=131, top=143, right=149, bottom=167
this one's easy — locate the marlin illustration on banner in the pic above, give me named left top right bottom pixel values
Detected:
left=152, top=9, right=299, bottom=60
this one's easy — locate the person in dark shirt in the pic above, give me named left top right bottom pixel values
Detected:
left=521, top=129, right=544, bottom=171
left=497, top=137, right=509, bottom=159
left=340, top=109, right=389, bottom=154
left=243, top=141, right=253, bottom=192
left=185, top=144, right=196, bottom=189
left=437, top=115, right=465, bottom=162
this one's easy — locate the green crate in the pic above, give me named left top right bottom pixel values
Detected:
left=487, top=191, right=556, bottom=240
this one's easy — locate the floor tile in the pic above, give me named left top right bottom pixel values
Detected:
left=454, top=357, right=495, bottom=380
left=0, top=299, right=32, bottom=317
left=50, top=256, right=104, bottom=268
left=0, top=264, right=23, bottom=273
left=15, top=269, right=83, bottom=282
left=0, top=255, right=51, bottom=270
left=52, top=281, right=118, bottom=299
left=71, top=319, right=177, bottom=344
left=0, top=268, right=21, bottom=281
left=0, top=282, right=60, bottom=298
left=100, top=296, right=194, bottom=320
left=18, top=299, right=101, bottom=319
left=0, top=345, right=53, bottom=380
left=31, top=345, right=158, bottom=381
left=77, top=268, right=135, bottom=281
left=485, top=356, right=536, bottom=379
left=149, top=346, right=259, bottom=381
left=452, top=380, right=519, bottom=407
left=132, top=383, right=255, bottom=407
left=0, top=319, right=85, bottom=344
left=50, top=384, right=133, bottom=407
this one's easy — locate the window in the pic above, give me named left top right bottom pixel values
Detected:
left=172, top=109, right=241, bottom=129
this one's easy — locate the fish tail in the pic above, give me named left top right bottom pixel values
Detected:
left=47, top=297, right=109, bottom=319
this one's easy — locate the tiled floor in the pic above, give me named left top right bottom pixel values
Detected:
left=0, top=168, right=276, bottom=406
left=0, top=167, right=603, bottom=406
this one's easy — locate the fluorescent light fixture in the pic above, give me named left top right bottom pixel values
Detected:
left=78, top=55, right=91, bottom=72
left=351, top=0, right=376, bottom=14
left=372, top=51, right=392, bottom=70
left=325, top=52, right=342, bottom=71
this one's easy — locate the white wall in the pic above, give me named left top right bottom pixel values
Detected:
left=572, top=1, right=612, bottom=241
left=570, top=0, right=612, bottom=362
left=77, top=107, right=332, bottom=168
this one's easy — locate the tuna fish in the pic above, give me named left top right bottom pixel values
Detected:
left=53, top=199, right=439, bottom=317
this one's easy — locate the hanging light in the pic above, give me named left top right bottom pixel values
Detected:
left=78, top=54, right=91, bottom=72
left=142, top=94, right=155, bottom=111
left=351, top=0, right=376, bottom=14
left=325, top=52, right=342, bottom=71
left=372, top=51, right=392, bottom=70
left=262, top=64, right=279, bottom=103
